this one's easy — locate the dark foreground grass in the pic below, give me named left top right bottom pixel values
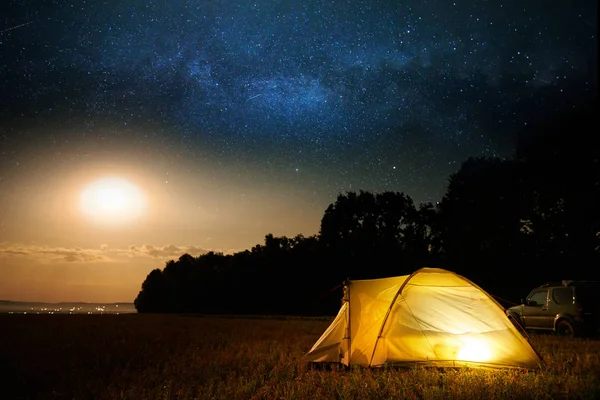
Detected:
left=1, top=314, right=599, bottom=400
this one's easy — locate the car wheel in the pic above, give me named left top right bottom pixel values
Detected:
left=556, top=319, right=576, bottom=338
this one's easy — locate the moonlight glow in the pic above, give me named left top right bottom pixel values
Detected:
left=80, top=177, right=146, bottom=224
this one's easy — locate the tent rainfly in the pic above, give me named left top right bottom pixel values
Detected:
left=305, top=268, right=542, bottom=369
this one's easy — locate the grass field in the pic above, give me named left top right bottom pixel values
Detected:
left=1, top=314, right=599, bottom=400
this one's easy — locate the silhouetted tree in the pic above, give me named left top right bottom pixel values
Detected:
left=133, top=234, right=334, bottom=314
left=134, top=268, right=166, bottom=313
left=515, top=99, right=600, bottom=280
left=319, top=190, right=433, bottom=279
left=436, top=157, right=522, bottom=293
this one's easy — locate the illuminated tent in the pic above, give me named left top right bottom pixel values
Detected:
left=305, top=268, right=541, bottom=369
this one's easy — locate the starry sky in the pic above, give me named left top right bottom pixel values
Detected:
left=0, top=0, right=597, bottom=302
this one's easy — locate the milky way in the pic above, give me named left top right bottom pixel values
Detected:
left=1, top=0, right=597, bottom=204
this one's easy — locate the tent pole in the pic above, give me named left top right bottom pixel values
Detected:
left=368, top=269, right=422, bottom=366
left=346, top=278, right=351, bottom=367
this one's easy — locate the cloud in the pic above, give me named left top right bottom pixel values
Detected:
left=1, top=249, right=30, bottom=256
left=136, top=244, right=235, bottom=259
left=0, top=244, right=111, bottom=263
left=0, top=242, right=238, bottom=263
left=139, top=244, right=185, bottom=258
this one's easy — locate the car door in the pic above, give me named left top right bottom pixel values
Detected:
left=543, top=287, right=573, bottom=329
left=521, top=289, right=550, bottom=329
left=548, top=286, right=575, bottom=327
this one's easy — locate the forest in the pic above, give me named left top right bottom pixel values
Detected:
left=134, top=99, right=599, bottom=315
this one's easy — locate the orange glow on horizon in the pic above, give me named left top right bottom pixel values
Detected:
left=0, top=150, right=323, bottom=303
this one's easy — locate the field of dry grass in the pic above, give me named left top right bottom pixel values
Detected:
left=1, top=314, right=599, bottom=400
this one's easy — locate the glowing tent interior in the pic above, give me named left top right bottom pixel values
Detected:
left=305, top=268, right=542, bottom=369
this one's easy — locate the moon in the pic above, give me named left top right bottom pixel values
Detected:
left=80, top=177, right=146, bottom=224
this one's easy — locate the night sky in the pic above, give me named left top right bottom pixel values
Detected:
left=0, top=1, right=597, bottom=302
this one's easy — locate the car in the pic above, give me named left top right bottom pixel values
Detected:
left=506, top=280, right=600, bottom=338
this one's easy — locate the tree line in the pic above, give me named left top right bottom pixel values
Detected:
left=134, top=99, right=599, bottom=315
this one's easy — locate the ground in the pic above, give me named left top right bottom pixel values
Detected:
left=1, top=314, right=599, bottom=399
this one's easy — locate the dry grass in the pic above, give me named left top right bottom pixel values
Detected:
left=1, top=314, right=599, bottom=400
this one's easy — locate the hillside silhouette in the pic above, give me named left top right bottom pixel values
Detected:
left=135, top=99, right=599, bottom=315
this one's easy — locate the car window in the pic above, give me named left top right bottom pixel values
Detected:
left=552, top=287, right=574, bottom=305
left=528, top=290, right=548, bottom=305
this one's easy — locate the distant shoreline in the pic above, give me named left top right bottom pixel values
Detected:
left=0, top=300, right=136, bottom=314
left=0, top=300, right=134, bottom=305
